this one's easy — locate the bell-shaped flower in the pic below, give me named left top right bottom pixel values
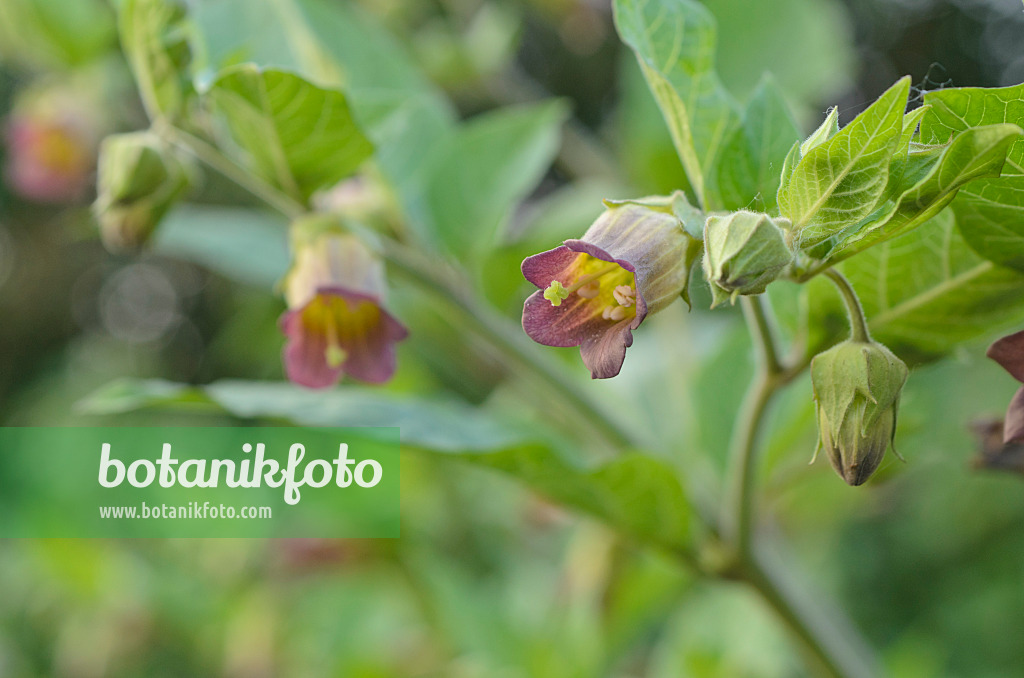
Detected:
left=279, top=219, right=408, bottom=388
left=522, top=198, right=698, bottom=379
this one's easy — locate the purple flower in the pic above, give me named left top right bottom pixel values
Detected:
left=522, top=200, right=696, bottom=379
left=280, top=224, right=408, bottom=388
left=987, top=329, right=1024, bottom=443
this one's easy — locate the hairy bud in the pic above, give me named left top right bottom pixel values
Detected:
left=93, top=132, right=194, bottom=251
left=702, top=210, right=793, bottom=307
left=811, top=339, right=908, bottom=485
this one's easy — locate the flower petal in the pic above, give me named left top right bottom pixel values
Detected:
left=280, top=309, right=344, bottom=389
left=988, top=329, right=1024, bottom=383
left=1005, top=386, right=1024, bottom=444
left=280, top=287, right=408, bottom=388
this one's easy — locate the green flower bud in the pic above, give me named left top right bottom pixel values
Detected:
left=93, top=131, right=194, bottom=251
left=702, top=210, right=794, bottom=307
left=811, top=339, right=908, bottom=486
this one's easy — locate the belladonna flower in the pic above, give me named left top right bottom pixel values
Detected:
left=280, top=220, right=408, bottom=388
left=987, top=330, right=1024, bottom=443
left=522, top=199, right=697, bottom=379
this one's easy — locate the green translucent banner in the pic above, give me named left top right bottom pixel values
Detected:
left=0, top=427, right=399, bottom=537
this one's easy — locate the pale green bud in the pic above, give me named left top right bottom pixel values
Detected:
left=811, top=339, right=908, bottom=486
left=702, top=210, right=794, bottom=307
left=94, top=131, right=194, bottom=251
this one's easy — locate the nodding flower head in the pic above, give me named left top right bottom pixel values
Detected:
left=811, top=339, right=908, bottom=485
left=521, top=199, right=696, bottom=379
left=279, top=218, right=408, bottom=388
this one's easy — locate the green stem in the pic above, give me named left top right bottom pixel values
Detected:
left=823, top=268, right=870, bottom=342
left=723, top=296, right=784, bottom=559
left=722, top=295, right=881, bottom=677
left=744, top=543, right=882, bottom=678
left=155, top=121, right=306, bottom=220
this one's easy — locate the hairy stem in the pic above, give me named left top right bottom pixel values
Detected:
left=723, top=296, right=785, bottom=559
left=824, top=268, right=871, bottom=343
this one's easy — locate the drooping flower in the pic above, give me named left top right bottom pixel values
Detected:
left=811, top=339, right=908, bottom=485
left=280, top=219, right=408, bottom=388
left=987, top=329, right=1024, bottom=443
left=522, top=198, right=699, bottom=379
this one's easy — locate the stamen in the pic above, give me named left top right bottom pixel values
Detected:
left=608, top=306, right=627, bottom=321
left=543, top=280, right=570, bottom=306
left=577, top=281, right=600, bottom=299
left=613, top=285, right=636, bottom=307
left=566, top=262, right=620, bottom=293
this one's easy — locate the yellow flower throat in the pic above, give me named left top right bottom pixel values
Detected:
left=543, top=254, right=637, bottom=322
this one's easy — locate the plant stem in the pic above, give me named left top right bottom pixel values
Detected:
left=721, top=294, right=881, bottom=677
left=723, top=296, right=784, bottom=559
left=744, top=294, right=784, bottom=376
left=744, top=543, right=881, bottom=678
left=155, top=121, right=306, bottom=220
left=823, top=268, right=871, bottom=342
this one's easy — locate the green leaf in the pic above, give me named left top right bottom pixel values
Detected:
left=713, top=77, right=800, bottom=212
left=79, top=379, right=694, bottom=552
left=204, top=65, right=374, bottom=202
left=153, top=205, right=290, bottom=288
left=922, top=84, right=1024, bottom=271
left=779, top=77, right=911, bottom=246
left=822, top=123, right=1022, bottom=263
left=613, top=0, right=739, bottom=207
left=0, top=0, right=115, bottom=68
left=829, top=209, right=1024, bottom=359
left=118, top=0, right=191, bottom=119
left=189, top=0, right=459, bottom=235
left=424, top=101, right=569, bottom=259
left=885, top=106, right=930, bottom=198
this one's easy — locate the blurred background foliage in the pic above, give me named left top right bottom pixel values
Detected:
left=1, top=0, right=1023, bottom=676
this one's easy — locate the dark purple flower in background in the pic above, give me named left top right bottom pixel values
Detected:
left=987, top=329, right=1024, bottom=443
left=280, top=224, right=407, bottom=388
left=522, top=200, right=696, bottom=379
